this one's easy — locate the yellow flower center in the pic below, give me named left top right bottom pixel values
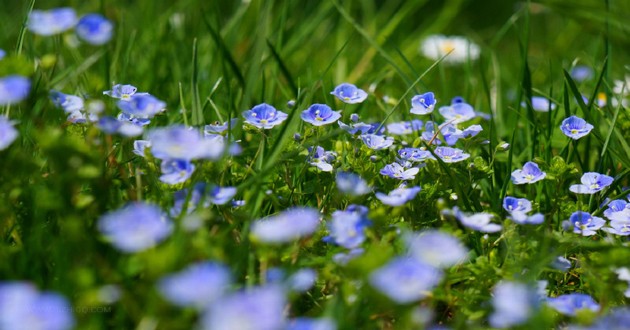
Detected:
left=440, top=41, right=456, bottom=54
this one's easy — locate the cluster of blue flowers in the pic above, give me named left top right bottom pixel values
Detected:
left=28, top=7, right=113, bottom=45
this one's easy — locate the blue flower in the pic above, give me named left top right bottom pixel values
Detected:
left=438, top=102, right=476, bottom=124
left=208, top=186, right=237, bottom=205
left=489, top=282, right=539, bottom=328
left=324, top=207, right=371, bottom=249
left=511, top=162, right=546, bottom=184
left=375, top=185, right=421, bottom=206
left=439, top=123, right=464, bottom=145
left=369, top=257, right=443, bottom=304
left=97, top=116, right=143, bottom=137
left=117, top=93, right=165, bottom=119
left=0, top=116, right=18, bottom=150
left=571, top=65, right=594, bottom=82
left=510, top=212, right=545, bottom=225
left=0, top=75, right=31, bottom=106
left=581, top=307, right=630, bottom=329
left=603, top=199, right=629, bottom=221
left=360, top=134, right=394, bottom=150
left=421, top=121, right=441, bottom=145
left=332, top=248, right=364, bottom=265
left=398, top=148, right=435, bottom=162
left=0, top=49, right=5, bottom=60
left=546, top=293, right=600, bottom=316
left=568, top=211, right=605, bottom=236
left=97, top=202, right=173, bottom=253
left=301, top=104, right=341, bottom=126
left=445, top=207, right=502, bottom=233
left=503, top=197, right=533, bottom=213
left=331, top=83, right=368, bottom=104
left=561, top=116, right=594, bottom=140
left=27, top=8, right=77, bottom=36
left=434, top=147, right=470, bottom=163
left=160, top=159, right=195, bottom=185
left=147, top=126, right=224, bottom=160
left=523, top=96, right=556, bottom=112
left=569, top=172, right=613, bottom=194
left=410, top=92, right=437, bottom=115
left=243, top=103, right=288, bottom=129
left=133, top=140, right=151, bottom=157
left=386, top=120, right=423, bottom=135
left=380, top=162, right=420, bottom=180
left=0, top=282, right=75, bottom=330
left=551, top=257, right=572, bottom=271
left=250, top=208, right=321, bottom=244
left=336, top=171, right=371, bottom=196
left=158, top=262, right=231, bottom=309
left=201, top=286, right=286, bottom=330
left=405, top=230, right=468, bottom=268
left=103, top=84, right=141, bottom=100
left=75, top=14, right=113, bottom=45
left=287, top=268, right=317, bottom=293
left=170, top=183, right=207, bottom=217
left=308, top=146, right=336, bottom=172
left=286, top=317, right=336, bottom=330
left=602, top=220, right=630, bottom=236
left=50, top=90, right=84, bottom=113
left=338, top=121, right=384, bottom=135
left=204, top=119, right=239, bottom=135
left=462, top=124, right=483, bottom=138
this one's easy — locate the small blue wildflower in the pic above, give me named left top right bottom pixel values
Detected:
left=324, top=208, right=371, bottom=249
left=421, top=121, right=441, bottom=145
left=360, top=134, right=394, bottom=150
left=147, top=126, right=224, bottom=160
left=523, top=96, right=556, bottom=112
left=410, top=92, right=437, bottom=115
left=503, top=197, right=533, bottom=213
left=0, top=49, right=5, bottom=60
left=308, top=146, right=336, bottom=172
left=287, top=268, right=317, bottom=293
left=569, top=172, right=614, bottom=194
left=510, top=212, right=545, bottom=225
left=117, top=93, right=165, bottom=119
left=398, top=148, right=435, bottom=162
left=489, top=282, right=540, bottom=328
left=451, top=96, right=465, bottom=104
left=445, top=207, right=502, bottom=233
left=75, top=14, right=113, bottom=45
left=201, top=285, right=286, bottom=330
left=204, top=118, right=239, bottom=135
left=208, top=186, right=237, bottom=205
left=439, top=123, right=463, bottom=145
left=0, top=116, right=18, bottom=150
left=243, top=103, right=288, bottom=129
left=97, top=116, right=143, bottom=137
left=50, top=90, right=84, bottom=113
left=546, top=293, right=600, bottom=316
left=434, top=146, right=470, bottom=163
left=569, top=211, right=605, bottom=236
left=118, top=112, right=150, bottom=127
left=336, top=171, right=371, bottom=196
left=250, top=208, right=321, bottom=244
left=369, top=257, right=443, bottom=304
left=462, top=124, right=483, bottom=138
left=103, top=84, right=141, bottom=100
left=338, top=121, right=384, bottom=135
left=561, top=116, right=594, bottom=140
left=380, top=162, right=420, bottom=180
left=438, top=102, right=476, bottom=124
left=158, top=262, right=231, bottom=309
left=375, top=185, right=421, bottom=206
left=0, top=282, right=75, bottom=330
left=132, top=140, right=151, bottom=157
left=603, top=199, right=629, bottom=221
left=551, top=257, right=572, bottom=271
left=332, top=248, right=364, bottom=265
left=301, top=104, right=341, bottom=126
left=27, top=8, right=77, bottom=36
left=160, top=159, right=195, bottom=185
left=580, top=307, right=630, bottom=330
left=0, top=75, right=31, bottom=106
left=571, top=65, right=594, bottom=82
left=66, top=111, right=88, bottom=124
left=511, top=162, right=546, bottom=184
left=350, top=113, right=360, bottom=122
left=603, top=220, right=630, bottom=236
left=331, top=83, right=368, bottom=104
left=286, top=317, right=336, bottom=330
left=97, top=202, right=173, bottom=253
left=170, top=183, right=207, bottom=217
left=386, top=120, right=423, bottom=135
left=405, top=230, right=468, bottom=268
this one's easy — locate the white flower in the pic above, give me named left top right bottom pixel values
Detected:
left=420, top=35, right=480, bottom=64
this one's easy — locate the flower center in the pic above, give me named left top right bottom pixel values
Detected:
left=525, top=174, right=534, bottom=181
left=571, top=129, right=578, bottom=135
left=441, top=41, right=456, bottom=54
left=121, top=94, right=131, bottom=100
left=259, top=119, right=268, bottom=124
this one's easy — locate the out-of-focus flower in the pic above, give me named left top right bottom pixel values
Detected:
left=97, top=116, right=143, bottom=137
left=0, top=282, right=75, bottom=330
left=603, top=220, right=630, bottom=236
left=569, top=172, right=613, bottom=194
left=386, top=120, right=423, bottom=135
left=360, top=134, right=394, bottom=150
left=510, top=212, right=545, bottom=225
left=560, top=116, right=594, bottom=140
left=27, top=8, right=77, bottom=36
left=523, top=96, right=556, bottom=112
left=0, top=75, right=31, bottom=106
left=243, top=103, right=288, bottom=129
left=420, top=35, right=480, bottom=64
left=603, top=199, right=630, bottom=222
left=551, top=257, right=572, bottom=271
left=0, top=49, right=5, bottom=60
left=445, top=207, right=502, bottom=233
left=117, top=93, right=165, bottom=119
left=133, top=140, right=151, bottom=157
left=147, top=126, right=225, bottom=160
left=287, top=268, right=317, bottom=293
left=511, top=162, right=546, bottom=184
left=336, top=171, right=371, bottom=196
left=375, top=185, right=421, bottom=206
left=76, top=14, right=113, bottom=45
left=570, top=65, right=593, bottom=82
left=204, top=119, right=239, bottom=135
left=97, top=202, right=173, bottom=253
left=158, top=262, right=231, bottom=309
left=369, top=257, right=443, bottom=304
left=338, top=121, right=383, bottom=135
left=410, top=92, right=437, bottom=115
left=324, top=207, right=371, bottom=249
left=489, top=282, right=540, bottom=328
left=208, top=186, right=237, bottom=205
left=546, top=293, right=600, bottom=316
left=405, top=230, right=468, bottom=268
left=286, top=317, right=337, bottom=330
left=462, top=124, right=483, bottom=138
left=159, top=159, right=195, bottom=185
left=301, top=104, right=341, bottom=126
left=574, top=307, right=630, bottom=329
left=503, top=197, right=532, bottom=213
left=308, top=146, right=336, bottom=172
left=103, top=84, right=142, bottom=101
left=380, top=162, right=420, bottom=180
left=250, top=208, right=321, bottom=244
left=439, top=102, right=476, bottom=124
left=568, top=211, right=605, bottom=236
left=434, top=147, right=470, bottom=163
left=0, top=116, right=18, bottom=150
left=398, top=148, right=435, bottom=163
left=331, top=83, right=367, bottom=104
left=332, top=248, right=364, bottom=265
left=201, top=285, right=286, bottom=330
left=50, top=90, right=84, bottom=113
